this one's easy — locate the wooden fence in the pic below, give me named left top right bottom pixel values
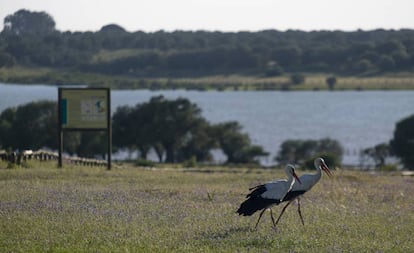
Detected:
left=0, top=149, right=107, bottom=167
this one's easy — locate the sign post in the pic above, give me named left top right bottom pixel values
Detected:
left=58, top=88, right=111, bottom=170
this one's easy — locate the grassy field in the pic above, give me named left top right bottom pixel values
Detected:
left=2, top=66, right=414, bottom=91
left=1, top=160, right=414, bottom=252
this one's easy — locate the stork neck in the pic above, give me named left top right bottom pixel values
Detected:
left=284, top=166, right=297, bottom=188
left=306, top=164, right=322, bottom=187
left=316, top=165, right=322, bottom=176
left=313, top=160, right=323, bottom=176
left=285, top=170, right=294, bottom=185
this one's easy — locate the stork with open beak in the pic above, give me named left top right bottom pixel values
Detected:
left=274, top=157, right=332, bottom=226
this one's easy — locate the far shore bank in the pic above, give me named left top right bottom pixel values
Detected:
left=1, top=67, right=414, bottom=91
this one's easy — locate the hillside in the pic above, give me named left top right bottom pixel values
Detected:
left=1, top=10, right=414, bottom=89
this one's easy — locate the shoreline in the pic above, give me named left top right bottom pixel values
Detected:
left=1, top=67, right=414, bottom=91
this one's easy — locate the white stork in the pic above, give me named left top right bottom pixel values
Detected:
left=236, top=164, right=301, bottom=229
left=273, top=157, right=332, bottom=226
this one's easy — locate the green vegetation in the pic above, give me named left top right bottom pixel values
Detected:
left=362, top=143, right=391, bottom=168
left=2, top=100, right=414, bottom=169
left=276, top=138, right=343, bottom=167
left=390, top=114, right=414, bottom=168
left=2, top=67, right=414, bottom=90
left=1, top=161, right=414, bottom=252
left=1, top=9, right=414, bottom=90
left=0, top=97, right=267, bottom=165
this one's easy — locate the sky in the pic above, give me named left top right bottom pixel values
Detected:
left=1, top=0, right=414, bottom=33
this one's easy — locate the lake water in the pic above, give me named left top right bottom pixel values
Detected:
left=1, top=83, right=414, bottom=166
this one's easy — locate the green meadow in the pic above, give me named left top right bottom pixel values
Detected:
left=2, top=66, right=414, bottom=91
left=1, top=161, right=414, bottom=252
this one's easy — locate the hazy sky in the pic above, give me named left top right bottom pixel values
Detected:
left=1, top=0, right=414, bottom=32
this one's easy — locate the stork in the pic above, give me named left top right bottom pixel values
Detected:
left=274, top=157, right=332, bottom=226
left=236, top=164, right=301, bottom=229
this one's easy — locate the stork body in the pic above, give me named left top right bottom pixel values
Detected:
left=274, top=157, right=332, bottom=226
left=236, top=165, right=300, bottom=229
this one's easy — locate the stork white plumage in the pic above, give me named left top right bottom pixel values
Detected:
left=274, top=157, right=332, bottom=226
left=236, top=164, right=301, bottom=229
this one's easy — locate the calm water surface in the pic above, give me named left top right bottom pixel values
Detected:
left=1, top=83, right=414, bottom=165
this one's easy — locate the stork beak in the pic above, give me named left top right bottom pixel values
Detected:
left=321, top=162, right=333, bottom=178
left=293, top=171, right=302, bottom=184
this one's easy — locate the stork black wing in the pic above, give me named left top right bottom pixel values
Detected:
left=282, top=190, right=307, bottom=202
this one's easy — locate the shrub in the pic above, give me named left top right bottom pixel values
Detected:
left=326, top=76, right=337, bottom=90
left=182, top=156, right=197, bottom=168
left=379, top=164, right=398, bottom=172
left=135, top=158, right=155, bottom=167
left=290, top=73, right=305, bottom=85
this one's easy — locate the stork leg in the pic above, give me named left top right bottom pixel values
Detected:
left=275, top=200, right=292, bottom=225
left=270, top=208, right=276, bottom=228
left=297, top=198, right=305, bottom=226
left=254, top=208, right=267, bottom=229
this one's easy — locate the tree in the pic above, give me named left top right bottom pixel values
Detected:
left=0, top=101, right=57, bottom=151
left=390, top=115, right=414, bottom=169
left=1, top=12, right=414, bottom=77
left=276, top=138, right=343, bottom=166
left=362, top=143, right=390, bottom=168
left=233, top=145, right=269, bottom=164
left=271, top=46, right=302, bottom=69
left=112, top=96, right=212, bottom=163
left=100, top=24, right=127, bottom=33
left=112, top=97, right=268, bottom=164
left=353, top=59, right=375, bottom=73
left=147, top=96, right=205, bottom=163
left=213, top=121, right=268, bottom=164
left=326, top=76, right=337, bottom=90
left=265, top=61, right=284, bottom=77
left=0, top=101, right=82, bottom=154
left=3, top=9, right=56, bottom=35
left=377, top=55, right=396, bottom=71
left=77, top=132, right=107, bottom=159
left=62, top=132, right=81, bottom=156
left=275, top=140, right=303, bottom=165
left=0, top=51, right=15, bottom=67
left=112, top=105, right=142, bottom=156
left=176, top=119, right=217, bottom=162
left=0, top=107, right=16, bottom=149
left=290, top=74, right=305, bottom=85
left=112, top=102, right=159, bottom=160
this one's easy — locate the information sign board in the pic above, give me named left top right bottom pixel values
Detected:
left=59, top=89, right=109, bottom=129
left=58, top=88, right=111, bottom=169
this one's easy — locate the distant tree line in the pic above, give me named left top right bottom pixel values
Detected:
left=0, top=97, right=340, bottom=167
left=0, top=97, right=268, bottom=165
left=1, top=9, right=414, bottom=77
left=1, top=97, right=413, bottom=169
left=112, top=95, right=268, bottom=164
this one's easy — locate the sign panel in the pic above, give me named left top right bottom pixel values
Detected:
left=59, top=88, right=109, bottom=129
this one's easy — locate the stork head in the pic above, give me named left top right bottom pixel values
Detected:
left=314, top=157, right=332, bottom=177
left=286, top=164, right=302, bottom=184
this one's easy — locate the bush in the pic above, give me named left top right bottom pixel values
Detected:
left=326, top=76, right=337, bottom=90
left=182, top=156, right=197, bottom=168
left=379, top=164, right=398, bottom=172
left=135, top=158, right=155, bottom=167
left=290, top=74, right=305, bottom=85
